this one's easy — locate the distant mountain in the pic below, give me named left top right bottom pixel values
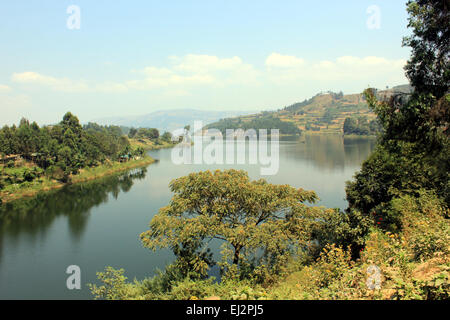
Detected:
left=207, top=85, right=412, bottom=134
left=90, top=109, right=251, bottom=132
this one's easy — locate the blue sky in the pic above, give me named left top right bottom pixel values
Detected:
left=0, top=0, right=411, bottom=125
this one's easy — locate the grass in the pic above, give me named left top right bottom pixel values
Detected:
left=71, top=156, right=155, bottom=183
left=130, top=138, right=177, bottom=150
left=343, top=134, right=378, bottom=138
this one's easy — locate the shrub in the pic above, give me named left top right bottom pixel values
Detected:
left=88, top=267, right=144, bottom=300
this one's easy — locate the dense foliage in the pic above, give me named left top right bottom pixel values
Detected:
left=128, top=127, right=160, bottom=140
left=0, top=112, right=144, bottom=186
left=90, top=185, right=449, bottom=300
left=402, top=0, right=449, bottom=99
left=140, top=169, right=323, bottom=283
left=343, top=116, right=382, bottom=135
left=206, top=115, right=301, bottom=135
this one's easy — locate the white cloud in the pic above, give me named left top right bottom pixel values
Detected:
left=129, top=54, right=259, bottom=90
left=10, top=55, right=260, bottom=94
left=171, top=54, right=258, bottom=85
left=265, top=53, right=305, bottom=68
left=0, top=84, right=11, bottom=92
left=9, top=54, right=407, bottom=98
left=133, top=65, right=216, bottom=88
left=266, top=53, right=407, bottom=86
left=11, top=72, right=90, bottom=92
left=11, top=71, right=130, bottom=93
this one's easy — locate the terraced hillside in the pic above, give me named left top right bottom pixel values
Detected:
left=207, top=85, right=411, bottom=134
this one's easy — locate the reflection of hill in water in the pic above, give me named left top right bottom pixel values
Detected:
left=0, top=168, right=147, bottom=262
left=280, top=135, right=376, bottom=171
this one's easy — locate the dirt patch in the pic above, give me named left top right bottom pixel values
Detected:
left=412, top=257, right=445, bottom=281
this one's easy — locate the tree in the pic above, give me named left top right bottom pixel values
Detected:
left=61, top=112, right=83, bottom=136
left=402, top=0, right=449, bottom=99
left=0, top=113, right=142, bottom=182
left=137, top=128, right=160, bottom=140
left=206, top=116, right=301, bottom=136
left=17, top=118, right=33, bottom=156
left=140, top=169, right=324, bottom=280
left=343, top=118, right=357, bottom=134
left=128, top=128, right=137, bottom=139
left=346, top=0, right=449, bottom=227
left=161, top=131, right=172, bottom=142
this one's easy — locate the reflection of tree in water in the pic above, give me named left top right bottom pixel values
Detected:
left=281, top=135, right=376, bottom=170
left=343, top=136, right=377, bottom=166
left=0, top=167, right=147, bottom=262
left=307, top=135, right=346, bottom=170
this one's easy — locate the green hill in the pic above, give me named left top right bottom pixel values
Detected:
left=207, top=85, right=412, bottom=134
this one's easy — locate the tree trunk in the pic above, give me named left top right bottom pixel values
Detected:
left=233, top=244, right=242, bottom=265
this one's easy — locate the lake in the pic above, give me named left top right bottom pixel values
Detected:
left=0, top=134, right=375, bottom=299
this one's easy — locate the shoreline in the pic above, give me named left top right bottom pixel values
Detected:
left=342, top=133, right=378, bottom=138
left=129, top=138, right=177, bottom=151
left=0, top=156, right=155, bottom=204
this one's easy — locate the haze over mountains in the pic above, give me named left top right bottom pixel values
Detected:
left=91, top=109, right=251, bottom=132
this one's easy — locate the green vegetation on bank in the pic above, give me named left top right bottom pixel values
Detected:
left=89, top=172, right=449, bottom=300
left=90, top=0, right=449, bottom=300
left=205, top=114, right=301, bottom=135
left=0, top=112, right=154, bottom=204
left=129, top=138, right=178, bottom=151
left=343, top=116, right=382, bottom=136
left=0, top=152, right=154, bottom=204
left=126, top=126, right=177, bottom=150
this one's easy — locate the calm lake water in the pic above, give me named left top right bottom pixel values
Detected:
left=0, top=135, right=375, bottom=299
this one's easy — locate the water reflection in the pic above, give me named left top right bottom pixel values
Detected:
left=0, top=168, right=147, bottom=263
left=279, top=135, right=376, bottom=171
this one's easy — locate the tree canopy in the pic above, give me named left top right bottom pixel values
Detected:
left=403, top=0, right=449, bottom=99
left=343, top=116, right=381, bottom=135
left=140, top=169, right=324, bottom=280
left=0, top=112, right=144, bottom=184
left=206, top=115, right=301, bottom=136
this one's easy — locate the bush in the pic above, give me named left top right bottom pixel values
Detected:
left=313, top=208, right=373, bottom=259
left=45, top=165, right=65, bottom=181
left=389, top=190, right=449, bottom=261
left=89, top=267, right=143, bottom=300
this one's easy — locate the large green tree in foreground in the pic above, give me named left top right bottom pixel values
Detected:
left=140, top=169, right=324, bottom=280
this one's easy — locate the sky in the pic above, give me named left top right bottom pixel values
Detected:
left=0, top=0, right=411, bottom=126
